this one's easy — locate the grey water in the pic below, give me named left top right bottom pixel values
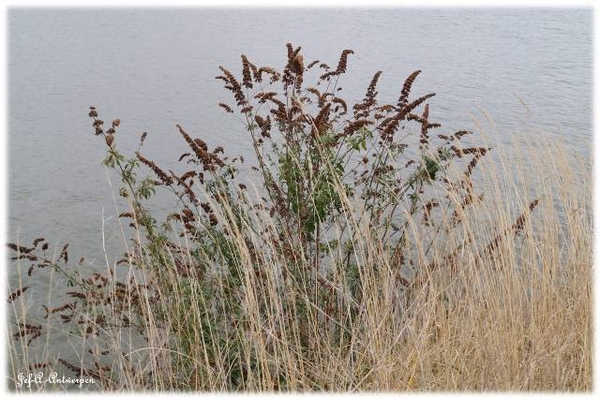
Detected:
left=7, top=8, right=592, bottom=284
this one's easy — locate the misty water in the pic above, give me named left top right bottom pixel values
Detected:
left=7, top=8, right=592, bottom=354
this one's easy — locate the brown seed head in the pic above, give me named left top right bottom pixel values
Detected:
left=291, top=53, right=304, bottom=75
left=105, top=134, right=114, bottom=147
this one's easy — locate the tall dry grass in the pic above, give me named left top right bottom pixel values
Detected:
left=7, top=132, right=591, bottom=391
left=6, top=44, right=592, bottom=392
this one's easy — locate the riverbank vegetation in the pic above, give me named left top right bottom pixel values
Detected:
left=7, top=44, right=592, bottom=391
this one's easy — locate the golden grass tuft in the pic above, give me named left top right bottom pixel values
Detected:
left=7, top=130, right=591, bottom=392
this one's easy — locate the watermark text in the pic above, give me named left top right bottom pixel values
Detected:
left=16, top=371, right=95, bottom=389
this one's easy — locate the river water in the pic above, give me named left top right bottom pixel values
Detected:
left=8, top=7, right=592, bottom=275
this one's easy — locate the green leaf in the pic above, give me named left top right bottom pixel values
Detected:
left=424, top=156, right=440, bottom=181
